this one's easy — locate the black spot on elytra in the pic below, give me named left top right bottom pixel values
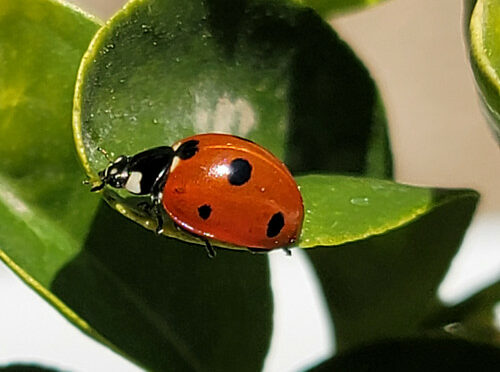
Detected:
left=176, top=140, right=199, bottom=160
left=198, top=204, right=212, bottom=220
left=228, top=158, right=252, bottom=186
left=267, top=212, right=284, bottom=238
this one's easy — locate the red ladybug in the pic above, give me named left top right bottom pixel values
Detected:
left=91, top=133, right=304, bottom=255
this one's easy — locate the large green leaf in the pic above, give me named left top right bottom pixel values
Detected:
left=289, top=0, right=391, bottom=17
left=469, top=0, right=500, bottom=140
left=0, top=1, right=273, bottom=371
left=75, top=0, right=392, bottom=250
left=306, top=189, right=478, bottom=351
left=0, top=0, right=103, bottom=332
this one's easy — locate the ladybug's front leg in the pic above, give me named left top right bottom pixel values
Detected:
left=150, top=168, right=170, bottom=235
left=136, top=198, right=164, bottom=234
left=150, top=195, right=164, bottom=235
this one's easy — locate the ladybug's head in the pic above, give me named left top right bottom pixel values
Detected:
left=91, top=155, right=130, bottom=192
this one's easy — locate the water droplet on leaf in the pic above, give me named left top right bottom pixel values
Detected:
left=350, top=197, right=370, bottom=206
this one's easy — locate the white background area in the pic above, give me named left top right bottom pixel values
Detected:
left=1, top=0, right=499, bottom=371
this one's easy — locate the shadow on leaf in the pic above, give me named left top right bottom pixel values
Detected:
left=206, top=0, right=392, bottom=176
left=51, top=202, right=273, bottom=372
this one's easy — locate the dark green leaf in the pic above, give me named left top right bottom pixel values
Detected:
left=425, top=279, right=500, bottom=347
left=306, top=190, right=478, bottom=351
left=308, top=338, right=500, bottom=372
left=51, top=202, right=273, bottom=372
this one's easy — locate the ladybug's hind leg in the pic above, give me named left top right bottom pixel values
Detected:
left=172, top=222, right=216, bottom=258
left=201, top=238, right=216, bottom=259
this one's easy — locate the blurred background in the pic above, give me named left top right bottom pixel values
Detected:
left=0, top=0, right=499, bottom=371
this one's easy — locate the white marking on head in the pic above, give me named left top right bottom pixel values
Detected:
left=170, top=156, right=181, bottom=173
left=125, top=171, right=143, bottom=194
left=109, top=168, right=118, bottom=175
left=172, top=142, right=182, bottom=152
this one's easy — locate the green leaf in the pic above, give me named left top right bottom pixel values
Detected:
left=469, top=0, right=500, bottom=140
left=425, top=280, right=500, bottom=347
left=0, top=1, right=273, bottom=371
left=297, top=175, right=435, bottom=248
left=289, top=0, right=391, bottom=17
left=306, top=189, right=478, bottom=351
left=75, top=0, right=392, bottom=247
left=0, top=0, right=101, bottom=282
left=0, top=0, right=102, bottom=321
left=308, top=338, right=500, bottom=372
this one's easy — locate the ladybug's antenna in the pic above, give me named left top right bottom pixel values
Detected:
left=97, top=146, right=113, bottom=162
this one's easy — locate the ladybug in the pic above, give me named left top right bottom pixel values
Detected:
left=91, top=133, right=304, bottom=256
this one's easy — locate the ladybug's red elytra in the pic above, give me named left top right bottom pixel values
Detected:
left=91, top=133, right=304, bottom=256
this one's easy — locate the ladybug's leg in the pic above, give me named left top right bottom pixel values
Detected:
left=153, top=204, right=164, bottom=235
left=149, top=167, right=170, bottom=235
left=282, top=247, right=292, bottom=256
left=171, top=222, right=216, bottom=258
left=135, top=197, right=164, bottom=234
left=201, top=238, right=216, bottom=258
left=148, top=195, right=164, bottom=235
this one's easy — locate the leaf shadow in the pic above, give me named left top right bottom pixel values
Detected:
left=205, top=0, right=392, bottom=176
left=50, top=202, right=273, bottom=372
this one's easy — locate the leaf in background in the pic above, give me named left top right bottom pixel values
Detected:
left=0, top=1, right=273, bottom=371
left=469, top=0, right=500, bottom=141
left=306, top=190, right=478, bottom=351
left=289, top=0, right=391, bottom=17
left=308, top=338, right=500, bottom=372
left=424, top=279, right=500, bottom=347
left=75, top=0, right=392, bottom=245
